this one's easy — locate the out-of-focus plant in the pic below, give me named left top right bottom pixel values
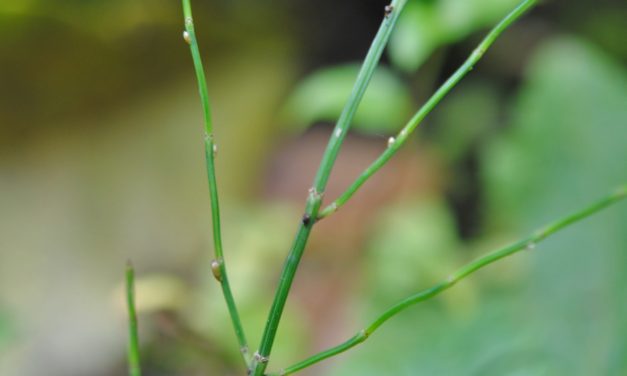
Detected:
left=281, top=0, right=525, bottom=136
left=388, top=0, right=523, bottom=72
left=281, top=64, right=413, bottom=135
left=123, top=0, right=626, bottom=375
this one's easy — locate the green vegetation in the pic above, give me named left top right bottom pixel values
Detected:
left=126, top=262, right=141, bottom=376
left=123, top=0, right=626, bottom=375
left=1, top=0, right=622, bottom=375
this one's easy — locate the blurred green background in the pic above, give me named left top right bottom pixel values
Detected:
left=0, top=0, right=626, bottom=375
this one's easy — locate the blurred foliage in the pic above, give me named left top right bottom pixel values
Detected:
left=388, top=0, right=520, bottom=71
left=1, top=0, right=626, bottom=375
left=281, top=0, right=525, bottom=137
left=482, top=37, right=627, bottom=227
left=366, top=199, right=463, bottom=300
left=131, top=274, right=189, bottom=314
left=482, top=36, right=627, bottom=374
left=0, top=308, right=15, bottom=351
left=326, top=35, right=627, bottom=376
left=281, top=64, right=413, bottom=135
left=430, top=82, right=501, bottom=163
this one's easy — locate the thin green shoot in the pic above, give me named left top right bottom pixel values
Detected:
left=181, top=0, right=250, bottom=366
left=126, top=261, right=141, bottom=376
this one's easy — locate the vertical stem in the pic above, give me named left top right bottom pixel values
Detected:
left=182, top=0, right=250, bottom=366
left=251, top=1, right=408, bottom=374
left=126, top=262, right=141, bottom=376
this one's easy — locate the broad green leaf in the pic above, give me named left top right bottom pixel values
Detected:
left=431, top=82, right=500, bottom=162
left=281, top=64, right=412, bottom=135
left=389, top=0, right=520, bottom=71
left=363, top=198, right=476, bottom=312
left=481, top=36, right=627, bottom=374
left=388, top=2, right=442, bottom=72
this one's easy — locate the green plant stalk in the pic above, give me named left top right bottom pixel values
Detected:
left=182, top=0, right=250, bottom=366
left=251, top=1, right=408, bottom=374
left=318, top=0, right=537, bottom=219
left=126, top=262, right=141, bottom=376
left=273, top=185, right=626, bottom=375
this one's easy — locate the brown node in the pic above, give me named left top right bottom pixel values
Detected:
left=302, top=214, right=312, bottom=227
left=210, top=259, right=222, bottom=282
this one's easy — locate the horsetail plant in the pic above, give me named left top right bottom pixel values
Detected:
left=123, top=0, right=627, bottom=374
left=125, top=262, right=141, bottom=376
left=268, top=185, right=626, bottom=376
left=182, top=0, right=251, bottom=368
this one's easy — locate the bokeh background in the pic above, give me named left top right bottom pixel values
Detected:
left=1, top=0, right=626, bottom=375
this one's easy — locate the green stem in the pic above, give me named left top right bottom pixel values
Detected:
left=274, top=185, right=626, bottom=375
left=182, top=0, right=250, bottom=366
left=126, top=262, right=141, bottom=376
left=251, top=1, right=408, bottom=374
left=318, top=0, right=537, bottom=220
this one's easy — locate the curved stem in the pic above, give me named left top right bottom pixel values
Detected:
left=273, top=185, right=626, bottom=375
left=126, top=262, right=141, bottom=376
left=181, top=0, right=250, bottom=366
left=251, top=1, right=408, bottom=375
left=318, top=0, right=537, bottom=220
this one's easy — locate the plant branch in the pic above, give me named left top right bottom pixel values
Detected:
left=181, top=0, right=250, bottom=366
left=318, top=0, right=537, bottom=220
left=273, top=185, right=626, bottom=375
left=251, top=1, right=409, bottom=374
left=126, top=262, right=141, bottom=376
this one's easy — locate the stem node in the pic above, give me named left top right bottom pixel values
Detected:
left=210, top=259, right=223, bottom=282
left=254, top=351, right=270, bottom=364
left=384, top=5, right=394, bottom=18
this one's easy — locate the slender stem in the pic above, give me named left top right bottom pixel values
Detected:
left=126, top=261, right=141, bottom=376
left=274, top=185, right=626, bottom=375
left=318, top=0, right=537, bottom=220
left=181, top=0, right=250, bottom=366
left=251, top=1, right=408, bottom=374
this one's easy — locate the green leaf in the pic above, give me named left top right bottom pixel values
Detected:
left=388, top=2, right=442, bottom=72
left=364, top=198, right=468, bottom=306
left=482, top=37, right=627, bottom=228
left=431, top=82, right=500, bottom=162
left=280, top=64, right=412, bottom=135
left=389, top=0, right=521, bottom=71
left=481, top=36, right=627, bottom=374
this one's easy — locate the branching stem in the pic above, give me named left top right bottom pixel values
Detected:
left=181, top=0, right=250, bottom=367
left=272, top=185, right=626, bottom=375
left=250, top=1, right=409, bottom=374
left=318, top=0, right=537, bottom=220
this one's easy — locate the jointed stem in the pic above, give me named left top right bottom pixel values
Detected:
left=318, top=0, right=537, bottom=220
left=182, top=0, right=250, bottom=367
left=273, top=185, right=626, bottom=375
left=126, top=262, right=141, bottom=376
left=251, top=1, right=409, bottom=374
